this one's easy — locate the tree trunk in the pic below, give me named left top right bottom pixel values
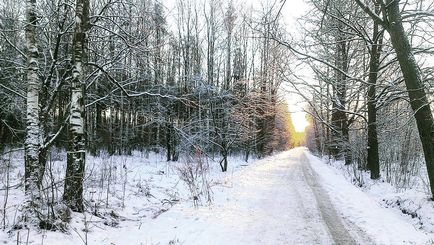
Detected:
left=330, top=37, right=350, bottom=163
left=166, top=122, right=172, bottom=161
left=63, top=0, right=89, bottom=212
left=225, top=28, right=232, bottom=90
left=24, top=0, right=42, bottom=213
left=206, top=1, right=215, bottom=86
left=367, top=19, right=383, bottom=180
left=385, top=0, right=434, bottom=198
left=220, top=147, right=228, bottom=172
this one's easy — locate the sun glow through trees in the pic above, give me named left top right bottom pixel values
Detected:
left=291, top=112, right=309, bottom=133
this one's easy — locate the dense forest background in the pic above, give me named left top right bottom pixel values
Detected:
left=0, top=0, right=298, bottom=163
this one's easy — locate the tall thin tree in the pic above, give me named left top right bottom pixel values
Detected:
left=355, top=0, right=434, bottom=197
left=63, top=0, right=89, bottom=212
left=24, top=0, right=42, bottom=215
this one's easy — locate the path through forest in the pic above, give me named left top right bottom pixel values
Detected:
left=136, top=148, right=429, bottom=244
left=33, top=148, right=431, bottom=245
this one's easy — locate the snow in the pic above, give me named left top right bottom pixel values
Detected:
left=0, top=150, right=258, bottom=244
left=305, top=149, right=434, bottom=244
left=142, top=151, right=333, bottom=245
left=1, top=148, right=434, bottom=244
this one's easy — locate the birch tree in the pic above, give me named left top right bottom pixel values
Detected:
left=63, top=0, right=89, bottom=212
left=24, top=0, right=42, bottom=217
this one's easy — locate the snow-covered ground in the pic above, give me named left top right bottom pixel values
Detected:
left=0, top=149, right=256, bottom=244
left=305, top=149, right=433, bottom=244
left=1, top=148, right=433, bottom=244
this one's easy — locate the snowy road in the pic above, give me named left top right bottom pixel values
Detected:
left=37, top=148, right=431, bottom=244
left=138, top=148, right=373, bottom=244
left=192, top=148, right=363, bottom=244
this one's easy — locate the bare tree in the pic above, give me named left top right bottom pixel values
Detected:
left=24, top=0, right=42, bottom=219
left=366, top=7, right=383, bottom=179
left=355, top=0, right=434, bottom=198
left=63, top=0, right=90, bottom=212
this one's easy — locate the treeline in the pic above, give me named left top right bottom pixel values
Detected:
left=293, top=0, right=434, bottom=197
left=0, top=0, right=296, bottom=163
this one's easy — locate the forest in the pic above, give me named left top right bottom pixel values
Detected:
left=1, top=0, right=298, bottom=230
left=1, top=0, right=434, bottom=243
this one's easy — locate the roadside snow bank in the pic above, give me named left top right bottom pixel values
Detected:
left=305, top=150, right=433, bottom=244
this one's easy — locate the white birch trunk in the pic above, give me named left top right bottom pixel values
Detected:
left=24, top=0, right=42, bottom=215
left=63, top=0, right=88, bottom=212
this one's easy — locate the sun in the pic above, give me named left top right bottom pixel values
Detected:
left=291, top=112, right=309, bottom=133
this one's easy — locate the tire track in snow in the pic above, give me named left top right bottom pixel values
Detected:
left=300, top=152, right=374, bottom=245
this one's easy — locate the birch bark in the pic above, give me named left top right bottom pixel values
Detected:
left=63, top=0, right=89, bottom=212
left=24, top=0, right=42, bottom=214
